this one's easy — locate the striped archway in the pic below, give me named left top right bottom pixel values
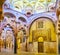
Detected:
left=0, top=24, right=15, bottom=53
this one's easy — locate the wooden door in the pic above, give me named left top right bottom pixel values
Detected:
left=38, top=42, right=44, bottom=53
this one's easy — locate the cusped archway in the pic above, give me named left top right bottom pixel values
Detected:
left=28, top=17, right=57, bottom=53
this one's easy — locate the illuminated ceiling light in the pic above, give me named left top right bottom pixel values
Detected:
left=23, top=1, right=26, bottom=3
left=47, top=0, right=51, bottom=2
left=23, top=0, right=28, bottom=3
left=38, top=0, right=44, bottom=2
left=27, top=4, right=32, bottom=7
left=32, top=2, right=36, bottom=4
left=15, top=6, right=19, bottom=9
left=31, top=1, right=36, bottom=6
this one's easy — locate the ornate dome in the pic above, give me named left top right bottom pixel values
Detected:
left=4, top=0, right=56, bottom=14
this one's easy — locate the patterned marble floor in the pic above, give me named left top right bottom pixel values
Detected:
left=0, top=52, right=59, bottom=55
